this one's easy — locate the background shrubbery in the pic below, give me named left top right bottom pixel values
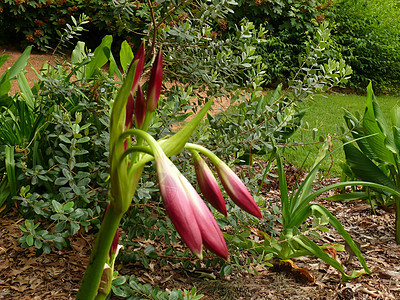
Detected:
left=329, top=0, right=400, bottom=93
left=0, top=0, right=399, bottom=93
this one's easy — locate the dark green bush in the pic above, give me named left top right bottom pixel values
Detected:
left=222, top=0, right=335, bottom=84
left=329, top=0, right=400, bottom=93
left=0, top=0, right=127, bottom=51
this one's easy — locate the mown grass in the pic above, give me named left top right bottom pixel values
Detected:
left=283, top=93, right=400, bottom=176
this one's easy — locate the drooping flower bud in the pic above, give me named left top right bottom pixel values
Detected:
left=215, top=162, right=262, bottom=219
left=157, top=157, right=203, bottom=257
left=134, top=85, right=146, bottom=129
left=146, top=51, right=163, bottom=112
left=156, top=154, right=228, bottom=259
left=192, top=152, right=227, bottom=216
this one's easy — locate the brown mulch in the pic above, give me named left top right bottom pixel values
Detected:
left=1, top=171, right=400, bottom=299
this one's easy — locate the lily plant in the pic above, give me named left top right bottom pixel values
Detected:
left=76, top=44, right=262, bottom=299
left=265, top=137, right=400, bottom=281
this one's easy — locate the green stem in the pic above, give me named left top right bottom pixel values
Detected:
left=185, top=143, right=222, bottom=165
left=396, top=196, right=400, bottom=244
left=120, top=146, right=154, bottom=162
left=76, top=202, right=123, bottom=300
left=120, top=128, right=164, bottom=158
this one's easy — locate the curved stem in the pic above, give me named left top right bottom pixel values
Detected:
left=120, top=146, right=154, bottom=162
left=185, top=143, right=222, bottom=166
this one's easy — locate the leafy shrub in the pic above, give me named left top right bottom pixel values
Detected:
left=329, top=0, right=400, bottom=92
left=222, top=0, right=335, bottom=84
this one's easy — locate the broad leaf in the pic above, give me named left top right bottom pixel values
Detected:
left=17, top=73, right=35, bottom=110
left=344, top=143, right=398, bottom=195
left=85, top=35, right=113, bottom=79
left=120, top=40, right=134, bottom=73
left=362, top=83, right=395, bottom=164
left=8, top=46, right=32, bottom=80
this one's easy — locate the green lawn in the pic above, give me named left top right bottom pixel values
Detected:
left=282, top=93, right=400, bottom=176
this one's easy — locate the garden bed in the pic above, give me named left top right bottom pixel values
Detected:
left=1, top=172, right=399, bottom=299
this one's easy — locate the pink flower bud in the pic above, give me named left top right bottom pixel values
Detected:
left=134, top=85, right=146, bottom=129
left=125, top=92, right=135, bottom=130
left=129, top=42, right=145, bottom=93
left=193, top=153, right=227, bottom=216
left=157, top=158, right=203, bottom=257
left=215, top=163, right=262, bottom=219
left=110, top=228, right=120, bottom=257
left=146, top=51, right=163, bottom=112
left=157, top=156, right=228, bottom=259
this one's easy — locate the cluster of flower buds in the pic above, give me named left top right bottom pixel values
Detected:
left=124, top=43, right=163, bottom=132
left=119, top=44, right=262, bottom=260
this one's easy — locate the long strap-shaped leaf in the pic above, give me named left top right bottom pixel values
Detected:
left=362, top=83, right=395, bottom=164
left=309, top=204, right=371, bottom=275
left=289, top=181, right=400, bottom=228
left=344, top=142, right=399, bottom=195
left=275, top=148, right=290, bottom=228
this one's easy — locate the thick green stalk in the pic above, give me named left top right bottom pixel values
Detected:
left=396, top=196, right=400, bottom=244
left=76, top=203, right=123, bottom=300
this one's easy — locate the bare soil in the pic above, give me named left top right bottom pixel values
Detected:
left=1, top=51, right=399, bottom=299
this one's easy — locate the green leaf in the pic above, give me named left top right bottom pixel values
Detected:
left=223, top=265, right=232, bottom=275
left=85, top=35, right=113, bottom=79
left=0, top=71, right=11, bottom=97
left=8, top=46, right=32, bottom=80
left=71, top=41, right=88, bottom=81
left=26, top=235, right=34, bottom=247
left=344, top=143, right=398, bottom=195
left=275, top=148, right=289, bottom=227
left=55, top=221, right=66, bottom=233
left=144, top=245, right=155, bottom=255
left=325, top=191, right=371, bottom=202
left=362, top=83, right=395, bottom=164
left=120, top=40, right=134, bottom=73
left=17, top=73, right=35, bottom=110
left=34, top=238, right=43, bottom=249
left=0, top=54, right=11, bottom=68
left=5, top=146, right=16, bottom=196
left=52, top=200, right=63, bottom=213
left=310, top=204, right=371, bottom=276
left=55, top=177, right=69, bottom=186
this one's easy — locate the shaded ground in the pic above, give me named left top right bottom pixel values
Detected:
left=1, top=50, right=400, bottom=299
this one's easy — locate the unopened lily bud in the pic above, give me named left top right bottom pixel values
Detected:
left=129, top=42, right=145, bottom=93
left=110, top=228, right=120, bottom=258
left=215, top=162, right=262, bottom=219
left=156, top=154, right=228, bottom=259
left=134, top=85, right=146, bottom=129
left=157, top=156, right=203, bottom=257
left=192, top=152, right=227, bottom=216
left=146, top=51, right=163, bottom=112
left=125, top=92, right=135, bottom=130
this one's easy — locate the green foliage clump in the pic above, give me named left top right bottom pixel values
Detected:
left=223, top=0, right=335, bottom=83
left=329, top=0, right=400, bottom=92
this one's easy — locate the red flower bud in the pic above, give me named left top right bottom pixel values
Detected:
left=129, top=43, right=145, bottom=93
left=125, top=92, right=135, bottom=130
left=215, top=163, right=262, bottom=219
left=157, top=155, right=228, bottom=259
left=134, top=85, right=146, bottom=129
left=146, top=51, right=163, bottom=112
left=193, top=153, right=227, bottom=216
